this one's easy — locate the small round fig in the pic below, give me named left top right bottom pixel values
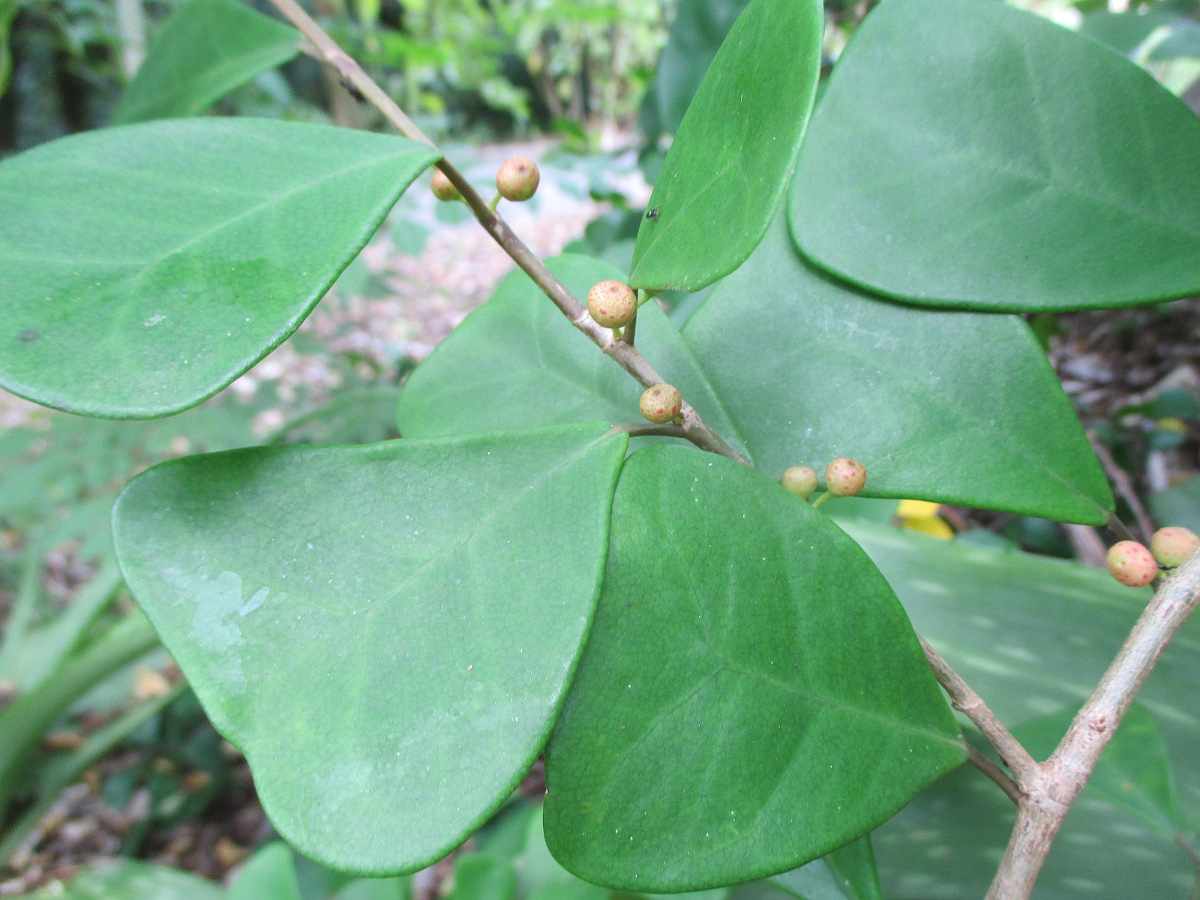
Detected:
left=430, top=169, right=460, bottom=202
left=825, top=457, right=867, bottom=497
left=496, top=155, right=540, bottom=202
left=1150, top=526, right=1199, bottom=567
left=1106, top=540, right=1158, bottom=587
left=781, top=466, right=818, bottom=500
left=640, top=384, right=681, bottom=424
left=587, top=281, right=637, bottom=328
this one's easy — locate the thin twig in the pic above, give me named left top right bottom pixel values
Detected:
left=965, top=742, right=1022, bottom=805
left=267, top=0, right=747, bottom=466
left=1089, top=431, right=1155, bottom=543
left=919, top=638, right=1040, bottom=789
left=270, top=0, right=435, bottom=147
left=986, top=548, right=1200, bottom=899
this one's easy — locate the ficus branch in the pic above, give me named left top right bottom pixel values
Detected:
left=268, top=0, right=746, bottom=466
left=986, top=548, right=1200, bottom=900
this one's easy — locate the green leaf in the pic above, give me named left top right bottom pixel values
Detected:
left=839, top=518, right=1200, bottom=889
left=0, top=0, right=15, bottom=98
left=27, top=860, right=222, bottom=899
left=1150, top=475, right=1200, bottom=533
left=112, top=0, right=300, bottom=124
left=0, top=119, right=438, bottom=418
left=682, top=212, right=1113, bottom=524
left=544, top=447, right=964, bottom=891
left=769, top=836, right=881, bottom=900
left=629, top=0, right=823, bottom=292
left=1014, top=704, right=1186, bottom=837
left=651, top=0, right=751, bottom=135
left=790, top=0, right=1200, bottom=312
left=228, top=842, right=304, bottom=900
left=1078, top=10, right=1176, bottom=56
left=112, top=425, right=628, bottom=873
left=447, top=854, right=518, bottom=900
left=395, top=255, right=747, bottom=460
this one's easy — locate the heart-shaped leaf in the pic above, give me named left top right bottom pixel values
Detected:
left=395, top=254, right=747, bottom=460
left=544, top=447, right=964, bottom=891
left=111, top=0, right=300, bottom=124
left=112, top=424, right=628, bottom=873
left=682, top=212, right=1112, bottom=524
left=629, top=0, right=822, bottom=292
left=790, top=0, right=1200, bottom=312
left=0, top=118, right=438, bottom=417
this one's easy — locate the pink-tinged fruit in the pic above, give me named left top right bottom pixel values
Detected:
left=1106, top=541, right=1158, bottom=587
left=1150, top=527, right=1200, bottom=567
left=781, top=466, right=818, bottom=500
left=587, top=281, right=638, bottom=328
left=496, top=156, right=540, bottom=201
left=640, top=384, right=682, bottom=424
left=825, top=457, right=867, bottom=497
left=430, top=169, right=460, bottom=202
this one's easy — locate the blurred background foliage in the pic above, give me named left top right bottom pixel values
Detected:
left=3, top=0, right=1198, bottom=155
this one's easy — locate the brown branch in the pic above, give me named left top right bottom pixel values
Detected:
left=920, top=638, right=1040, bottom=788
left=986, top=547, right=1200, bottom=899
left=965, top=742, right=1023, bottom=806
left=1089, top=431, right=1155, bottom=543
left=269, top=0, right=746, bottom=466
left=270, top=0, right=435, bottom=147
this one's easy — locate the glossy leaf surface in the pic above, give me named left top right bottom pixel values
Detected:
left=0, top=119, right=438, bottom=417
left=545, top=448, right=964, bottom=891
left=791, top=0, right=1200, bottom=311
left=840, top=520, right=1200, bottom=896
left=396, top=255, right=746, bottom=459
left=629, top=0, right=822, bottom=292
left=682, top=213, right=1112, bottom=523
left=112, top=0, right=299, bottom=124
left=113, top=425, right=627, bottom=872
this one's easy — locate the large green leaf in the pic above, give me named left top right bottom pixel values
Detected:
left=841, top=520, right=1200, bottom=896
left=0, top=119, right=438, bottom=418
left=112, top=424, right=628, bottom=873
left=544, top=447, right=964, bottom=891
left=651, top=0, right=751, bottom=135
left=112, top=0, right=299, bottom=124
left=682, top=212, right=1112, bottom=524
left=628, top=0, right=822, bottom=292
left=395, top=254, right=747, bottom=460
left=227, top=843, right=304, bottom=900
left=790, top=0, right=1200, bottom=312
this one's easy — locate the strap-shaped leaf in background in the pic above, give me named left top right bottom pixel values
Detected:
left=682, top=212, right=1113, bottom=524
left=111, top=0, right=300, bottom=124
left=790, top=0, right=1200, bottom=312
left=396, top=254, right=748, bottom=460
left=112, top=424, right=628, bottom=873
left=841, top=520, right=1200, bottom=896
left=544, top=447, right=964, bottom=891
left=0, top=119, right=438, bottom=418
left=628, top=0, right=822, bottom=292
left=770, top=836, right=882, bottom=900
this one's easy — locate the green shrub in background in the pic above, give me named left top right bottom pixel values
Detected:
left=2, top=0, right=1200, bottom=898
